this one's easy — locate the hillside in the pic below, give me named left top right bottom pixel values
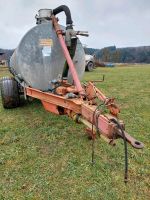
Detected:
left=84, top=46, right=150, bottom=63
left=0, top=48, right=14, bottom=61
left=1, top=46, right=150, bottom=63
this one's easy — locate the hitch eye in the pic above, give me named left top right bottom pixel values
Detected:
left=132, top=140, right=144, bottom=149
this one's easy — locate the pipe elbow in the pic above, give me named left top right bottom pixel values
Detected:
left=53, top=5, right=73, bottom=28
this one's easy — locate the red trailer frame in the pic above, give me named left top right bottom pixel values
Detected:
left=24, top=16, right=143, bottom=149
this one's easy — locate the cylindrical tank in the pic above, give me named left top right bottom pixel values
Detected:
left=10, top=9, right=85, bottom=91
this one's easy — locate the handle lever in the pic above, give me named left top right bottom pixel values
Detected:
left=75, top=31, right=89, bottom=37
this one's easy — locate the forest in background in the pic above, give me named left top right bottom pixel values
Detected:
left=1, top=46, right=150, bottom=63
left=85, top=46, right=150, bottom=63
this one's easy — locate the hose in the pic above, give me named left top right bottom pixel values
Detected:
left=111, top=118, right=128, bottom=183
left=62, top=38, right=77, bottom=78
left=53, top=5, right=73, bottom=28
left=91, top=103, right=105, bottom=164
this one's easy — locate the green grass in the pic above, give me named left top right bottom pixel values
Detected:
left=0, top=66, right=150, bottom=200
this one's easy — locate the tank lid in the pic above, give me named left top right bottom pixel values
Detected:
left=35, top=9, right=53, bottom=24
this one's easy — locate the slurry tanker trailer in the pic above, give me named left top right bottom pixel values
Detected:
left=0, top=5, right=143, bottom=182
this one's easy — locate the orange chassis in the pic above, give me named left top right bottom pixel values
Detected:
left=25, top=81, right=143, bottom=149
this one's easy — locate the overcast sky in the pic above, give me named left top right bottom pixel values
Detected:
left=0, top=0, right=150, bottom=49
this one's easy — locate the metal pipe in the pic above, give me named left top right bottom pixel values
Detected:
left=52, top=16, right=85, bottom=95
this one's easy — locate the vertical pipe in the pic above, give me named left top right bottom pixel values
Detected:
left=52, top=16, right=84, bottom=95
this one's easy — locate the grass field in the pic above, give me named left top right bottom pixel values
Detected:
left=0, top=66, right=150, bottom=200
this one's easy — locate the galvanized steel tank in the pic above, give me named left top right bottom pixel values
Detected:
left=10, top=9, right=85, bottom=91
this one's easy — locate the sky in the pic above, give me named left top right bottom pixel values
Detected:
left=0, top=0, right=150, bottom=49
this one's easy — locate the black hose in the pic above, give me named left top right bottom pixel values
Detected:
left=91, top=103, right=105, bottom=164
left=111, top=118, right=128, bottom=183
left=62, top=38, right=77, bottom=78
left=53, top=5, right=73, bottom=28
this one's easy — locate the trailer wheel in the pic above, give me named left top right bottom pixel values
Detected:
left=0, top=77, right=20, bottom=109
left=86, top=61, right=94, bottom=72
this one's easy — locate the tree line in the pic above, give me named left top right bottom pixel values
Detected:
left=1, top=45, right=150, bottom=63
left=85, top=46, right=150, bottom=63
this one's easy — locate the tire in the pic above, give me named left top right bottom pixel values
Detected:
left=0, top=77, right=20, bottom=109
left=85, top=61, right=94, bottom=72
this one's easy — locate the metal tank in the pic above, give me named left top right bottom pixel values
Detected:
left=10, top=8, right=85, bottom=91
